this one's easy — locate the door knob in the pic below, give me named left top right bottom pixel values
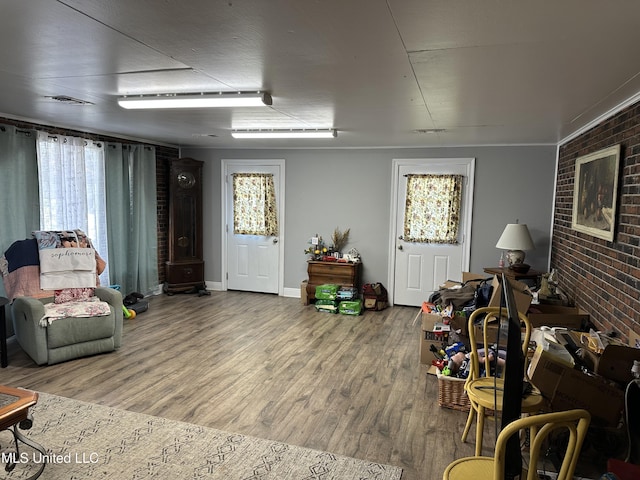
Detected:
left=273, top=238, right=279, bottom=244
left=398, top=245, right=403, bottom=251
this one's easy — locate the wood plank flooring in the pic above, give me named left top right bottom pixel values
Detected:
left=2, top=291, right=492, bottom=479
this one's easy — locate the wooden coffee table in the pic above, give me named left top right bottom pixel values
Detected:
left=0, top=385, right=46, bottom=478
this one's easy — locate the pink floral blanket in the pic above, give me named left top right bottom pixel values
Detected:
left=40, top=297, right=111, bottom=326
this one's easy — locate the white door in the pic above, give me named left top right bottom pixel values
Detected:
left=223, top=160, right=284, bottom=294
left=390, top=158, right=474, bottom=306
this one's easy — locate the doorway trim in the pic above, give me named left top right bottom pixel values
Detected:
left=220, top=159, right=286, bottom=295
left=387, top=157, right=475, bottom=305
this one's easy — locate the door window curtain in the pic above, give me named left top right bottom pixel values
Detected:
left=105, top=143, right=158, bottom=295
left=36, top=131, right=110, bottom=284
left=232, top=173, right=278, bottom=235
left=403, top=174, right=463, bottom=244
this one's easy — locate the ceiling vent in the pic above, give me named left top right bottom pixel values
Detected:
left=44, top=95, right=94, bottom=105
left=414, top=128, right=446, bottom=134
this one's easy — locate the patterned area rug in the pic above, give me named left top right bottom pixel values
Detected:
left=1, top=392, right=402, bottom=479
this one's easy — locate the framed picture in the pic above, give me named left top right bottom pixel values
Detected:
left=572, top=144, right=621, bottom=241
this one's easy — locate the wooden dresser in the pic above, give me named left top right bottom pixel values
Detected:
left=306, top=261, right=362, bottom=301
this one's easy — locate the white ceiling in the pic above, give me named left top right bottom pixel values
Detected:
left=1, top=0, right=640, bottom=149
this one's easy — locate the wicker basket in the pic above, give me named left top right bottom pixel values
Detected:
left=436, top=369, right=471, bottom=412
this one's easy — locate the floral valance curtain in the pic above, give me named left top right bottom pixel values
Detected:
left=403, top=174, right=463, bottom=244
left=233, top=173, right=278, bottom=236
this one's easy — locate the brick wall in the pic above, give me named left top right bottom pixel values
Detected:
left=0, top=116, right=178, bottom=286
left=553, top=101, right=640, bottom=344
left=152, top=146, right=176, bottom=284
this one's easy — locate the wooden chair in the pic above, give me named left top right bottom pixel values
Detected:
left=461, top=307, right=546, bottom=456
left=445, top=409, right=591, bottom=480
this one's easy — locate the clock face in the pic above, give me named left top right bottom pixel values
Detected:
left=177, top=171, right=196, bottom=189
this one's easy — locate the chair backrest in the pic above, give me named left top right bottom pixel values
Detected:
left=494, top=409, right=591, bottom=480
left=466, top=307, right=532, bottom=381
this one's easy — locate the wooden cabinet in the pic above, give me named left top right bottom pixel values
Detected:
left=306, top=261, right=362, bottom=301
left=165, top=158, right=206, bottom=294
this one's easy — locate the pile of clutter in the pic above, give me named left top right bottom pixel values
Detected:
left=421, top=301, right=507, bottom=380
left=428, top=339, right=507, bottom=380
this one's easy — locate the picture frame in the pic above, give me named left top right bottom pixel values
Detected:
left=572, top=144, right=621, bottom=241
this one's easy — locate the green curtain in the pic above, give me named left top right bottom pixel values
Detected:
left=105, top=143, right=158, bottom=295
left=0, top=126, right=39, bottom=328
left=0, top=125, right=39, bottom=255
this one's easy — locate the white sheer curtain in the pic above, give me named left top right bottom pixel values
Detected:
left=36, top=131, right=110, bottom=284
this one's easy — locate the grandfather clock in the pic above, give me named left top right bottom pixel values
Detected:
left=165, top=157, right=207, bottom=294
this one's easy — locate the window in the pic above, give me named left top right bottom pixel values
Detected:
left=36, top=132, right=109, bottom=284
left=403, top=174, right=463, bottom=244
left=232, top=173, right=278, bottom=236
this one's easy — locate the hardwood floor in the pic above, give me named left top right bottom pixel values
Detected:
left=2, top=291, right=492, bottom=479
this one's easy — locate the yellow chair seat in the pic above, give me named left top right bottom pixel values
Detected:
left=445, top=409, right=591, bottom=480
left=466, top=377, right=546, bottom=412
left=443, top=456, right=494, bottom=480
left=444, top=457, right=531, bottom=480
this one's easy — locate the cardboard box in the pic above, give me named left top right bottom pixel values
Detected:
left=439, top=272, right=487, bottom=290
left=449, top=313, right=469, bottom=337
left=420, top=313, right=450, bottom=364
left=526, top=304, right=590, bottom=329
left=528, top=346, right=624, bottom=426
left=301, top=280, right=309, bottom=305
left=596, top=344, right=640, bottom=384
left=488, top=275, right=532, bottom=314
left=422, top=312, right=442, bottom=332
left=561, top=330, right=640, bottom=384
left=472, top=317, right=510, bottom=346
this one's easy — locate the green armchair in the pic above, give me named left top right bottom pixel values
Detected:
left=11, top=287, right=123, bottom=365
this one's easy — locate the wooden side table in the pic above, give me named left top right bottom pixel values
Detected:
left=483, top=266, right=543, bottom=287
left=306, top=261, right=362, bottom=302
left=483, top=266, right=544, bottom=280
left=0, top=385, right=47, bottom=478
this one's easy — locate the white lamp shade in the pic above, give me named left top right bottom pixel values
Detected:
left=495, top=224, right=535, bottom=251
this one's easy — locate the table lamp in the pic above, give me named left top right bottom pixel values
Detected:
left=496, top=223, right=535, bottom=273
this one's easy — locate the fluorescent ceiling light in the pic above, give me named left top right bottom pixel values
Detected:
left=118, top=91, right=272, bottom=109
left=231, top=129, right=337, bottom=139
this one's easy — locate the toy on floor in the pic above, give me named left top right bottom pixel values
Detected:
left=123, top=292, right=148, bottom=317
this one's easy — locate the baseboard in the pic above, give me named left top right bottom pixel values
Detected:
left=205, top=281, right=223, bottom=291
left=283, top=287, right=300, bottom=298
left=201, top=282, right=300, bottom=298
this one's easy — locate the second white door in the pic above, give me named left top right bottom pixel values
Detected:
left=391, top=158, right=474, bottom=306
left=223, top=160, right=284, bottom=294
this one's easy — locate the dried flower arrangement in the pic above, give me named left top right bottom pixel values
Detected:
left=331, top=227, right=350, bottom=253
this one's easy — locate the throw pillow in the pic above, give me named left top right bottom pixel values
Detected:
left=54, top=287, right=95, bottom=304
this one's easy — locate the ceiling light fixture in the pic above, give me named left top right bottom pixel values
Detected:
left=117, top=91, right=272, bottom=109
left=231, top=129, right=337, bottom=139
